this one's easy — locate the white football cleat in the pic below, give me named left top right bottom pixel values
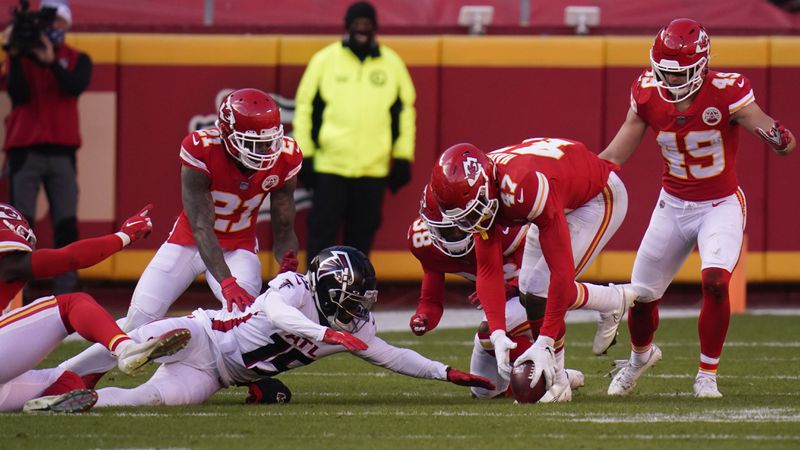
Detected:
left=116, top=328, right=191, bottom=375
left=694, top=376, right=723, bottom=398
left=565, top=369, right=585, bottom=390
left=593, top=284, right=635, bottom=355
left=539, top=382, right=572, bottom=403
left=23, top=389, right=98, bottom=413
left=607, top=344, right=662, bottom=396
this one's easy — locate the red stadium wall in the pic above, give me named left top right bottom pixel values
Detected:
left=1, top=34, right=799, bottom=282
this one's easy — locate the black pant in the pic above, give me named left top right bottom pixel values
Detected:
left=8, top=146, right=80, bottom=297
left=306, top=173, right=386, bottom=265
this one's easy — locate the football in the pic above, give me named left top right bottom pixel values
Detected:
left=510, top=361, right=547, bottom=403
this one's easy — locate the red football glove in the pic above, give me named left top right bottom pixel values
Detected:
left=409, top=313, right=429, bottom=336
left=446, top=368, right=496, bottom=390
left=220, top=277, right=255, bottom=312
left=278, top=250, right=299, bottom=273
left=322, top=328, right=368, bottom=351
left=117, top=204, right=154, bottom=246
left=756, top=121, right=792, bottom=152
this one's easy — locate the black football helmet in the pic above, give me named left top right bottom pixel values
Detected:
left=307, top=246, right=378, bottom=333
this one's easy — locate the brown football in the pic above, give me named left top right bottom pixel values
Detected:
left=510, top=361, right=547, bottom=403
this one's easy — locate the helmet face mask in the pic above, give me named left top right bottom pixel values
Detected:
left=216, top=88, right=284, bottom=171
left=442, top=184, right=498, bottom=235
left=649, top=18, right=710, bottom=104
left=308, top=246, right=378, bottom=333
left=429, top=143, right=499, bottom=238
left=0, top=204, right=36, bottom=248
left=419, top=185, right=473, bottom=257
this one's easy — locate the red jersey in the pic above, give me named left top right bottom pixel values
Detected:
left=631, top=69, right=754, bottom=201
left=0, top=230, right=32, bottom=310
left=475, top=138, right=614, bottom=338
left=169, top=128, right=303, bottom=252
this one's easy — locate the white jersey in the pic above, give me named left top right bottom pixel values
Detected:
left=194, top=272, right=449, bottom=386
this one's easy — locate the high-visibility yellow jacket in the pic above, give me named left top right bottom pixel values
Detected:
left=292, top=41, right=416, bottom=178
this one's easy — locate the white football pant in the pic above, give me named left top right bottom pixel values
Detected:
left=518, top=172, right=628, bottom=313
left=0, top=296, right=70, bottom=411
left=60, top=242, right=261, bottom=376
left=96, top=316, right=222, bottom=407
left=631, top=188, right=745, bottom=302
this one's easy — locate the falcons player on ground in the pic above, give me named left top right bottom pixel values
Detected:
left=429, top=138, right=630, bottom=402
left=600, top=19, right=795, bottom=399
left=60, top=88, right=302, bottom=384
left=32, top=247, right=494, bottom=407
left=0, top=203, right=191, bottom=413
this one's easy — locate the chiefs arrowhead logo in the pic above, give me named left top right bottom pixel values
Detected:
left=463, top=157, right=482, bottom=187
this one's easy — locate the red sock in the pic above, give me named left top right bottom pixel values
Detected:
left=81, top=372, right=108, bottom=390
left=698, top=268, right=731, bottom=373
left=42, top=370, right=86, bottom=396
left=56, top=293, right=131, bottom=352
left=509, top=335, right=532, bottom=361
left=628, top=300, right=660, bottom=349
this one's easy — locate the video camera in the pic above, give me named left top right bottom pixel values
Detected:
left=4, top=0, right=57, bottom=53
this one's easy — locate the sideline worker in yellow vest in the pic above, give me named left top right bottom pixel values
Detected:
left=293, top=1, right=416, bottom=266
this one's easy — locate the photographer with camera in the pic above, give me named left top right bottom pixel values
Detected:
left=1, top=0, right=92, bottom=297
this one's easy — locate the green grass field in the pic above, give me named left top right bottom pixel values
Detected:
left=1, top=314, right=799, bottom=450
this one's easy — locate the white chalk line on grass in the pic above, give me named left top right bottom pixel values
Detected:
left=283, top=371, right=800, bottom=381
left=242, top=407, right=800, bottom=423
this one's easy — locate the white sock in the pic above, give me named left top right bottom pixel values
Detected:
left=581, top=283, right=621, bottom=313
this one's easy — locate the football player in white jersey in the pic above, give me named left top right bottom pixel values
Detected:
left=34, top=247, right=494, bottom=408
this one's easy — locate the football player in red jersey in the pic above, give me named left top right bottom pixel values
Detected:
left=600, top=19, right=795, bottom=399
left=60, top=88, right=303, bottom=384
left=429, top=138, right=630, bottom=402
left=0, top=202, right=191, bottom=412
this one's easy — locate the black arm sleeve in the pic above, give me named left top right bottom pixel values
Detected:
left=6, top=55, right=31, bottom=106
left=50, top=52, right=92, bottom=96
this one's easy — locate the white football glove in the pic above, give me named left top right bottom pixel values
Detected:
left=489, top=329, right=517, bottom=381
left=514, top=335, right=556, bottom=390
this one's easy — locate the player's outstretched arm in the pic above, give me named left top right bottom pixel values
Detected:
left=357, top=335, right=495, bottom=390
left=269, top=177, right=299, bottom=263
left=733, top=102, right=796, bottom=156
left=598, top=108, right=648, bottom=166
left=0, top=205, right=154, bottom=282
left=182, top=166, right=252, bottom=312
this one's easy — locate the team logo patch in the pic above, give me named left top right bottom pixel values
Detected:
left=262, top=175, right=280, bottom=190
left=702, top=107, right=722, bottom=126
left=463, top=157, right=482, bottom=187
left=369, top=70, right=387, bottom=86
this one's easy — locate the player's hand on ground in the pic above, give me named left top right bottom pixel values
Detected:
left=446, top=368, right=496, bottom=390
left=220, top=277, right=255, bottom=312
left=278, top=250, right=299, bottom=273
left=409, top=313, right=429, bottom=336
left=514, top=335, right=556, bottom=390
left=117, top=204, right=154, bottom=246
left=322, top=328, right=368, bottom=351
left=467, top=291, right=483, bottom=309
left=490, top=330, right=517, bottom=381
left=756, top=121, right=792, bottom=153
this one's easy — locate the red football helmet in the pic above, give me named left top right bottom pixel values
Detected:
left=216, top=88, right=284, bottom=171
left=419, top=185, right=473, bottom=257
left=0, top=203, right=36, bottom=247
left=429, top=143, right=498, bottom=237
left=650, top=18, right=710, bottom=103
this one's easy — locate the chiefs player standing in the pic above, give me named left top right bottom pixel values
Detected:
left=600, top=19, right=795, bottom=398
left=429, top=138, right=630, bottom=402
left=61, top=88, right=302, bottom=382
